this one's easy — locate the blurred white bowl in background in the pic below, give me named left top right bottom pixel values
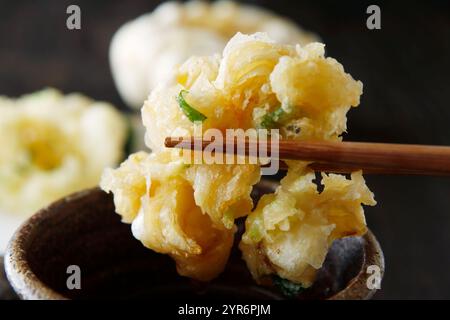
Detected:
left=110, top=0, right=318, bottom=109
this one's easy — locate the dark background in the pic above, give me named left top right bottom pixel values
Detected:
left=0, top=0, right=449, bottom=299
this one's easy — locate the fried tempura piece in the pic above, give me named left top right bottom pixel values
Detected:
left=185, top=163, right=260, bottom=229
left=0, top=88, right=127, bottom=215
left=101, top=151, right=257, bottom=281
left=240, top=165, right=375, bottom=287
left=105, top=32, right=375, bottom=285
left=142, top=33, right=362, bottom=150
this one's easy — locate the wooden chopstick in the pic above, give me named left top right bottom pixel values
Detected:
left=164, top=137, right=450, bottom=176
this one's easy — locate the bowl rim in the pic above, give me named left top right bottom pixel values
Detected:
left=4, top=189, right=97, bottom=300
left=329, top=229, right=385, bottom=300
left=5, top=186, right=385, bottom=300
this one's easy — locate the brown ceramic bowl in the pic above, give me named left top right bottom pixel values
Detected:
left=5, top=181, right=384, bottom=300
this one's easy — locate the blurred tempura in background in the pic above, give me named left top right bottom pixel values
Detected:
left=0, top=88, right=127, bottom=252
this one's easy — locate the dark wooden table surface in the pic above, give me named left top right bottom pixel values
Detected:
left=0, top=0, right=449, bottom=299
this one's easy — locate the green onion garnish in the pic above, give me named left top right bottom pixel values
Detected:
left=272, top=275, right=305, bottom=298
left=176, top=90, right=207, bottom=123
left=259, top=107, right=286, bottom=129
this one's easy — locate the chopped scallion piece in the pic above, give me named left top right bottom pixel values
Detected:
left=272, top=275, right=305, bottom=298
left=259, top=107, right=286, bottom=129
left=176, top=90, right=207, bottom=122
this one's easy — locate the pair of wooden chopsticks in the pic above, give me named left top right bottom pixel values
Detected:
left=165, top=137, right=450, bottom=176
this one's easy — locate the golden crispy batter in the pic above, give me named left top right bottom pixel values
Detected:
left=241, top=166, right=375, bottom=287
left=103, top=32, right=375, bottom=285
left=101, top=151, right=252, bottom=281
